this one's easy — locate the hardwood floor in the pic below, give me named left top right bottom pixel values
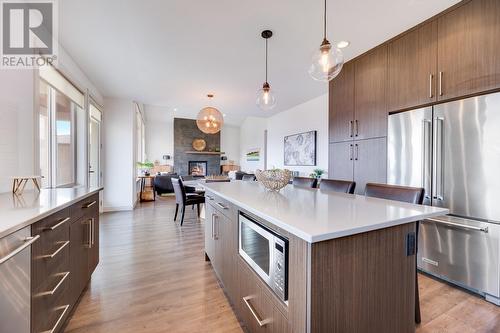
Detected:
left=64, top=197, right=500, bottom=333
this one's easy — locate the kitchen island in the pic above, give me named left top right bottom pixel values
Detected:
left=203, top=181, right=448, bottom=333
left=0, top=187, right=102, bottom=333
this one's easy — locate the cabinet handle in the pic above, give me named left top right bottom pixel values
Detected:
left=355, top=144, right=359, bottom=161
left=91, top=218, right=95, bottom=246
left=425, top=218, right=488, bottom=233
left=0, top=235, right=40, bottom=265
left=349, top=144, right=354, bottom=161
left=349, top=121, right=353, bottom=137
left=439, top=71, right=443, bottom=96
left=44, top=217, right=70, bottom=231
left=83, top=200, right=97, bottom=209
left=216, top=202, right=228, bottom=210
left=243, top=296, right=271, bottom=327
left=40, top=304, right=70, bottom=333
left=211, top=213, right=217, bottom=240
left=206, top=195, right=214, bottom=200
left=429, top=74, right=434, bottom=98
left=42, top=241, right=70, bottom=259
left=355, top=120, right=359, bottom=137
left=36, top=272, right=70, bottom=297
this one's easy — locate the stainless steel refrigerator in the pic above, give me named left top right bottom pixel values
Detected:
left=388, top=92, right=500, bottom=305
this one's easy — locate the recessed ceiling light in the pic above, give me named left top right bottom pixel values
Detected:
left=173, top=108, right=178, bottom=112
left=336, top=40, right=350, bottom=49
left=223, top=113, right=227, bottom=117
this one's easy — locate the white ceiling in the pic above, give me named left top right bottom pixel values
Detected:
left=59, top=0, right=460, bottom=125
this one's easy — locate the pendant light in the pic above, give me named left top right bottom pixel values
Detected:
left=308, top=0, right=344, bottom=82
left=196, top=94, right=224, bottom=134
left=256, top=30, right=277, bottom=111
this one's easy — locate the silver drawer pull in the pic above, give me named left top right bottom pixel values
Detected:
left=36, top=272, right=70, bottom=297
left=40, top=304, right=70, bottom=333
left=42, top=241, right=70, bottom=259
left=83, top=200, right=97, bottom=209
left=216, top=202, right=228, bottom=210
left=426, top=218, right=488, bottom=233
left=0, top=235, right=40, bottom=265
left=243, top=296, right=271, bottom=327
left=44, top=217, right=70, bottom=231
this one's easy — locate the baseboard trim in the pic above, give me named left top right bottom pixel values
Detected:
left=103, top=205, right=134, bottom=212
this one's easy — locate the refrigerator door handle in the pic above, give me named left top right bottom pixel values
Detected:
left=422, top=119, right=432, bottom=199
left=433, top=117, right=445, bottom=201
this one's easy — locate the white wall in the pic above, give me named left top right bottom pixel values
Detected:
left=267, top=94, right=328, bottom=176
left=221, top=125, right=240, bottom=164
left=239, top=94, right=329, bottom=177
left=103, top=98, right=136, bottom=211
left=0, top=70, right=36, bottom=192
left=239, top=117, right=267, bottom=172
left=144, top=105, right=174, bottom=164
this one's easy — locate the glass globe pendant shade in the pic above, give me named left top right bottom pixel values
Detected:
left=196, top=106, right=224, bottom=134
left=256, top=82, right=277, bottom=111
left=309, top=39, right=344, bottom=82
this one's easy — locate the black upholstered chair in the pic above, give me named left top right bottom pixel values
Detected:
left=319, top=179, right=356, bottom=194
left=241, top=174, right=256, bottom=181
left=292, top=177, right=318, bottom=189
left=235, top=171, right=246, bottom=180
left=171, top=178, right=205, bottom=226
left=364, top=182, right=425, bottom=324
left=153, top=173, right=178, bottom=195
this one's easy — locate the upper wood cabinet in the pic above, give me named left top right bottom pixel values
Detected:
left=329, top=62, right=354, bottom=143
left=388, top=20, right=438, bottom=112
left=354, top=46, right=388, bottom=140
left=437, top=0, right=500, bottom=101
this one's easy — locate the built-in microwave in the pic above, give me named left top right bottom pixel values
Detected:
left=238, top=212, right=288, bottom=302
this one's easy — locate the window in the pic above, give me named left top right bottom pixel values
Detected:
left=136, top=104, right=146, bottom=163
left=39, top=66, right=84, bottom=188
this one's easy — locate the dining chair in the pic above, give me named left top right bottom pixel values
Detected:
left=364, top=182, right=425, bottom=324
left=319, top=179, right=356, bottom=194
left=292, top=177, right=318, bottom=188
left=171, top=177, right=205, bottom=226
left=241, top=174, right=256, bottom=181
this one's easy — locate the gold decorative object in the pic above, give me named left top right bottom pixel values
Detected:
left=255, top=169, right=292, bottom=192
left=192, top=139, right=207, bottom=151
left=196, top=94, right=224, bottom=134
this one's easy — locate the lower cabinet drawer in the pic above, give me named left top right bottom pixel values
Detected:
left=32, top=271, right=71, bottom=333
left=72, top=193, right=99, bottom=221
left=238, top=260, right=289, bottom=333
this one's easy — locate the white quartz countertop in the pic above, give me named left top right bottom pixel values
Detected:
left=0, top=187, right=102, bottom=238
left=204, top=182, right=448, bottom=243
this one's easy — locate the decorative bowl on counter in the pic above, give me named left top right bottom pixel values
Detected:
left=255, top=169, right=292, bottom=192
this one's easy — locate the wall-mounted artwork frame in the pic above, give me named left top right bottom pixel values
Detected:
left=284, top=130, right=317, bottom=166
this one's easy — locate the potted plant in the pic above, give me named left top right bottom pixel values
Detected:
left=309, top=168, right=326, bottom=180
left=137, top=161, right=155, bottom=176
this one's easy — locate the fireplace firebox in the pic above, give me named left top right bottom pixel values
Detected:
left=188, top=161, right=207, bottom=176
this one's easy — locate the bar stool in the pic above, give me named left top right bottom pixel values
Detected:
left=319, top=179, right=356, bottom=194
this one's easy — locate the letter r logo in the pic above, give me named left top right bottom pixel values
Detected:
left=2, top=1, right=53, bottom=55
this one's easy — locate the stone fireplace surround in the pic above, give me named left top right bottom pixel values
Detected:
left=173, top=118, right=221, bottom=176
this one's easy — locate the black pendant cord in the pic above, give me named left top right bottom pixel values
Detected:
left=323, top=0, right=327, bottom=40
left=265, top=38, right=268, bottom=83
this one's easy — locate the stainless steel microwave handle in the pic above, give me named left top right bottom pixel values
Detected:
left=243, top=296, right=271, bottom=327
left=0, top=235, right=40, bottom=265
left=425, top=218, right=488, bottom=233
